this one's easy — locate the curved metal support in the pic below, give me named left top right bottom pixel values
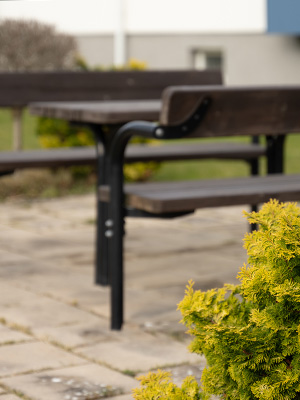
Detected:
left=109, top=120, right=157, bottom=164
left=106, top=121, right=157, bottom=329
left=153, top=96, right=211, bottom=140
left=108, top=95, right=211, bottom=164
left=105, top=99, right=211, bottom=329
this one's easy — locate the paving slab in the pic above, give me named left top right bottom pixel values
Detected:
left=0, top=195, right=95, bottom=232
left=0, top=226, right=94, bottom=266
left=0, top=325, right=32, bottom=345
left=0, top=196, right=252, bottom=400
left=76, top=330, right=199, bottom=372
left=126, top=248, right=242, bottom=291
left=1, top=364, right=137, bottom=400
left=125, top=220, right=245, bottom=258
left=0, top=395, right=21, bottom=400
left=0, top=260, right=108, bottom=311
left=0, top=342, right=86, bottom=378
left=0, top=282, right=104, bottom=330
left=34, top=320, right=113, bottom=349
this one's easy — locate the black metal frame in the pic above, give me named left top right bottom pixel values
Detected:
left=106, top=121, right=158, bottom=329
left=105, top=98, right=215, bottom=329
left=101, top=97, right=285, bottom=330
left=246, top=135, right=285, bottom=232
left=90, top=97, right=286, bottom=330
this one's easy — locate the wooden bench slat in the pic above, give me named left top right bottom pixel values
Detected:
left=126, top=142, right=265, bottom=162
left=100, top=174, right=300, bottom=214
left=161, top=86, right=300, bottom=137
left=0, top=70, right=222, bottom=106
left=0, top=142, right=265, bottom=171
left=0, top=147, right=97, bottom=169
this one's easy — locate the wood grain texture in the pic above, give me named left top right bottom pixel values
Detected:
left=99, top=174, right=300, bottom=214
left=160, top=86, right=300, bottom=137
left=0, top=70, right=222, bottom=107
left=30, top=100, right=161, bottom=124
left=0, top=142, right=265, bottom=171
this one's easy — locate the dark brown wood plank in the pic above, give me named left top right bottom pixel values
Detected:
left=0, top=147, right=97, bottom=170
left=0, top=70, right=222, bottom=107
left=30, top=100, right=161, bottom=124
left=160, top=86, right=300, bottom=137
left=125, top=142, right=266, bottom=162
left=99, top=174, right=300, bottom=214
left=0, top=142, right=265, bottom=171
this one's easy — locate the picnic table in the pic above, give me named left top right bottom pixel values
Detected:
left=30, top=99, right=161, bottom=286
left=29, top=89, right=286, bottom=330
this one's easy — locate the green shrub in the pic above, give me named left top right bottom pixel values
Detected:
left=37, top=118, right=160, bottom=181
left=134, top=200, right=300, bottom=400
left=36, top=117, right=95, bottom=179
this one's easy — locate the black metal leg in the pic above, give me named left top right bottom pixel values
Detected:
left=266, top=135, right=285, bottom=174
left=92, top=128, right=111, bottom=286
left=92, top=123, right=125, bottom=288
left=249, top=159, right=258, bottom=231
left=250, top=204, right=258, bottom=232
left=95, top=174, right=110, bottom=285
left=249, top=136, right=260, bottom=231
left=103, top=121, right=157, bottom=330
left=109, top=163, right=124, bottom=330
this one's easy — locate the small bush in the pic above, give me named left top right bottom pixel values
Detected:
left=36, top=117, right=95, bottom=179
left=134, top=200, right=300, bottom=400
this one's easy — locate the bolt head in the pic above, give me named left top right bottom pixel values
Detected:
left=155, top=127, right=164, bottom=138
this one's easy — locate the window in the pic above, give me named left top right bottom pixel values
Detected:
left=193, top=50, right=223, bottom=71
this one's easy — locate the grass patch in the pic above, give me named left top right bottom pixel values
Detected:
left=153, top=134, right=300, bottom=181
left=0, top=108, right=40, bottom=150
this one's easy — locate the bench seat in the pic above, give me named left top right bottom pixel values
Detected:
left=100, top=174, right=300, bottom=214
left=94, top=85, right=300, bottom=329
left=0, top=141, right=265, bottom=172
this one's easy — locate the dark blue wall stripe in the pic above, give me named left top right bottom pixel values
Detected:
left=267, top=0, right=300, bottom=34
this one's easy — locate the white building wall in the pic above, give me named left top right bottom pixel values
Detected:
left=126, top=0, right=266, bottom=34
left=76, top=33, right=300, bottom=86
left=0, top=0, right=266, bottom=34
left=2, top=0, right=300, bottom=86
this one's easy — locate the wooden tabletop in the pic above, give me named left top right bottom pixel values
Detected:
left=30, top=100, right=161, bottom=125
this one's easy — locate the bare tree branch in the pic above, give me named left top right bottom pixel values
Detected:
left=0, top=19, right=77, bottom=71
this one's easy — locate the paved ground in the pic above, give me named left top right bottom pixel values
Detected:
left=0, top=194, right=251, bottom=399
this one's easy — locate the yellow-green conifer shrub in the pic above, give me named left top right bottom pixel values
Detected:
left=133, top=370, right=202, bottom=399
left=134, top=200, right=300, bottom=400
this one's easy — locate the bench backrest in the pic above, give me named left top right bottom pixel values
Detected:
left=160, top=86, right=300, bottom=137
left=0, top=70, right=222, bottom=107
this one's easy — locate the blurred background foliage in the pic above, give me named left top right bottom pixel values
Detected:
left=36, top=57, right=160, bottom=183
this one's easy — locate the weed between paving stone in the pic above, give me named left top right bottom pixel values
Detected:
left=38, top=375, right=122, bottom=399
